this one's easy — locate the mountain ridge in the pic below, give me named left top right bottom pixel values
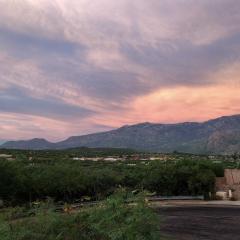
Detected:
left=1, top=114, right=240, bottom=154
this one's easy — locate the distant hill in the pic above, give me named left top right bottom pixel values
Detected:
left=1, top=138, right=54, bottom=150
left=2, top=114, right=240, bottom=154
left=0, top=140, right=6, bottom=145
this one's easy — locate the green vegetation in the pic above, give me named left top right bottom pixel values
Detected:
left=0, top=147, right=138, bottom=161
left=0, top=150, right=225, bottom=204
left=0, top=148, right=235, bottom=239
left=0, top=191, right=161, bottom=240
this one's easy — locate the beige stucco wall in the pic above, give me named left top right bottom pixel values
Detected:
left=215, top=169, right=240, bottom=200
left=225, top=169, right=240, bottom=185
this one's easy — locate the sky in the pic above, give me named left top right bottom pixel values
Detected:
left=0, top=0, right=240, bottom=142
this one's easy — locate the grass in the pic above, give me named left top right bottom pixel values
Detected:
left=0, top=191, right=162, bottom=240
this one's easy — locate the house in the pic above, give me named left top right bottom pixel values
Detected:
left=215, top=169, right=240, bottom=200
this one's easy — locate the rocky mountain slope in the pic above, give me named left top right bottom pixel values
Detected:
left=1, top=115, right=240, bottom=154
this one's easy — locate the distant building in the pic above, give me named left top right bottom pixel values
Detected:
left=0, top=154, right=14, bottom=161
left=216, top=169, right=240, bottom=200
left=104, top=157, right=118, bottom=162
left=0, top=154, right=12, bottom=158
left=73, top=157, right=85, bottom=161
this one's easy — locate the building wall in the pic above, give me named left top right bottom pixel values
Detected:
left=215, top=169, right=240, bottom=200
left=232, top=185, right=240, bottom=200
left=225, top=169, right=240, bottom=185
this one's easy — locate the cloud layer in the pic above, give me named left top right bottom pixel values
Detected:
left=0, top=0, right=240, bottom=140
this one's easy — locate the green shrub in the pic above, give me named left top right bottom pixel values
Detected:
left=0, top=191, right=161, bottom=240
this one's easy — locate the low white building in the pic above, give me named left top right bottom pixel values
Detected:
left=0, top=154, right=14, bottom=161
left=104, top=157, right=118, bottom=162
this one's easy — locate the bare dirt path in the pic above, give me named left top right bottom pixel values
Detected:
left=157, top=206, right=240, bottom=240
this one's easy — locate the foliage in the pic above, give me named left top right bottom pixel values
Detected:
left=0, top=158, right=222, bottom=204
left=0, top=149, right=228, bottom=205
left=0, top=191, right=161, bottom=240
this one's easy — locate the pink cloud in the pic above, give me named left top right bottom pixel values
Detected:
left=0, top=0, right=240, bottom=140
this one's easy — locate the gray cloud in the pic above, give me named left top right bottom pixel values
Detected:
left=0, top=27, right=83, bottom=59
left=120, top=32, right=240, bottom=87
left=0, top=87, right=96, bottom=120
left=39, top=62, right=149, bottom=102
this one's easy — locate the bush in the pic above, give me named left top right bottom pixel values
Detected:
left=0, top=191, right=162, bottom=240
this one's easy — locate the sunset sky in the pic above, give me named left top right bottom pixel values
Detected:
left=1, top=0, right=240, bottom=141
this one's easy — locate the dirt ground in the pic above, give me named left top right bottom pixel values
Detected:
left=157, top=206, right=240, bottom=240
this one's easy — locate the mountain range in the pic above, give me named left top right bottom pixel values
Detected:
left=1, top=114, right=240, bottom=154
